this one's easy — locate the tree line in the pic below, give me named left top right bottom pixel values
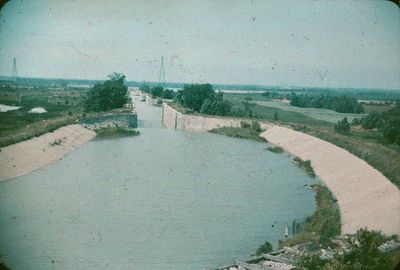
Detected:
left=360, top=103, right=400, bottom=144
left=139, top=84, right=174, bottom=99
left=290, top=93, right=364, bottom=113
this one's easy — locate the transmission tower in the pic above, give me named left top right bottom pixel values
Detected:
left=12, top=57, right=18, bottom=83
left=158, top=56, right=166, bottom=86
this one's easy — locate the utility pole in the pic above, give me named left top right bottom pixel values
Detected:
left=158, top=56, right=166, bottom=87
left=12, top=57, right=18, bottom=83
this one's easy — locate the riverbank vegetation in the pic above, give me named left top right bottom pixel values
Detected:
left=209, top=120, right=265, bottom=142
left=297, top=228, right=399, bottom=270
left=293, top=157, right=316, bottom=178
left=266, top=145, right=284, bottom=153
left=279, top=184, right=340, bottom=247
left=94, top=127, right=139, bottom=138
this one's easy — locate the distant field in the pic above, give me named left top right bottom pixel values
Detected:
left=254, top=100, right=366, bottom=123
left=0, top=85, right=86, bottom=147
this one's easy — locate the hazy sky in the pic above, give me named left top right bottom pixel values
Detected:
left=0, top=0, right=399, bottom=89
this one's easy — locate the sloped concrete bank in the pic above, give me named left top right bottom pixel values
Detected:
left=162, top=103, right=400, bottom=236
left=0, top=124, right=96, bottom=182
left=261, top=126, right=400, bottom=236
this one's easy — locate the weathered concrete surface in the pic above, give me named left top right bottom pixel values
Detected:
left=162, top=103, right=272, bottom=131
left=0, top=125, right=96, bottom=182
left=261, top=126, right=400, bottom=236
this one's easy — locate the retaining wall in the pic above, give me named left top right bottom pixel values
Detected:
left=162, top=103, right=272, bottom=131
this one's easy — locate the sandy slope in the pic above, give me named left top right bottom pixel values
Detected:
left=0, top=124, right=96, bottom=182
left=261, top=126, right=400, bottom=236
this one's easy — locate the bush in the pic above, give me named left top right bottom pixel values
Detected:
left=334, top=117, right=350, bottom=134
left=256, top=241, right=273, bottom=256
left=251, top=120, right=262, bottom=132
left=240, top=121, right=251, bottom=128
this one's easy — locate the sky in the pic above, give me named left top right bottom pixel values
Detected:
left=0, top=0, right=399, bottom=89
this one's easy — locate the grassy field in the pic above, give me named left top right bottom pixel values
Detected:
left=253, top=100, right=366, bottom=123
left=0, top=85, right=86, bottom=147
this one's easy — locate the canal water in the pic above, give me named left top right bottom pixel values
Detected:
left=0, top=96, right=317, bottom=270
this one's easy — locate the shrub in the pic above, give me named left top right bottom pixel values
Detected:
left=334, top=117, right=350, bottom=134
left=251, top=120, right=262, bottom=132
left=240, top=121, right=251, bottom=129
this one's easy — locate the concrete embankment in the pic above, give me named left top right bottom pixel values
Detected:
left=162, top=103, right=400, bottom=236
left=0, top=124, right=96, bottom=182
left=162, top=102, right=272, bottom=131
left=261, top=126, right=400, bottom=236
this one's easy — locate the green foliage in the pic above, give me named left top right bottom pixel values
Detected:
left=279, top=184, right=340, bottom=248
left=177, top=83, right=215, bottom=112
left=251, top=120, right=262, bottom=132
left=95, top=127, right=139, bottom=138
left=255, top=241, right=273, bottom=256
left=361, top=103, right=400, bottom=144
left=241, top=100, right=256, bottom=117
left=294, top=157, right=316, bottom=178
left=209, top=127, right=266, bottom=142
left=334, top=117, right=350, bottom=134
left=290, top=93, right=364, bottom=114
left=298, top=229, right=393, bottom=270
left=200, top=92, right=232, bottom=116
left=273, top=111, right=279, bottom=121
left=267, top=146, right=284, bottom=153
left=297, top=253, right=326, bottom=270
left=240, top=121, right=251, bottom=128
left=85, top=73, right=128, bottom=112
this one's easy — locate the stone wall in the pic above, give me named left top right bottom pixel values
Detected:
left=79, top=112, right=137, bottom=130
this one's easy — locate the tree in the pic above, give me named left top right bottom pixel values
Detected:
left=200, top=92, right=232, bottom=116
left=85, top=73, right=128, bottom=112
left=334, top=117, right=350, bottom=134
left=242, top=100, right=255, bottom=117
left=179, top=83, right=214, bottom=112
left=273, top=111, right=279, bottom=121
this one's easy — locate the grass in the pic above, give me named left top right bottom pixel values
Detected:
left=279, top=184, right=341, bottom=248
left=95, top=127, right=140, bottom=138
left=267, top=145, right=284, bottom=153
left=293, top=157, right=316, bottom=178
left=0, top=85, right=85, bottom=147
left=209, top=127, right=266, bottom=142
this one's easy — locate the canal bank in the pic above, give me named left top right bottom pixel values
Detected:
left=161, top=102, right=400, bottom=236
left=0, top=124, right=96, bottom=182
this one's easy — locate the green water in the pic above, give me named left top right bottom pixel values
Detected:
left=0, top=99, right=317, bottom=270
